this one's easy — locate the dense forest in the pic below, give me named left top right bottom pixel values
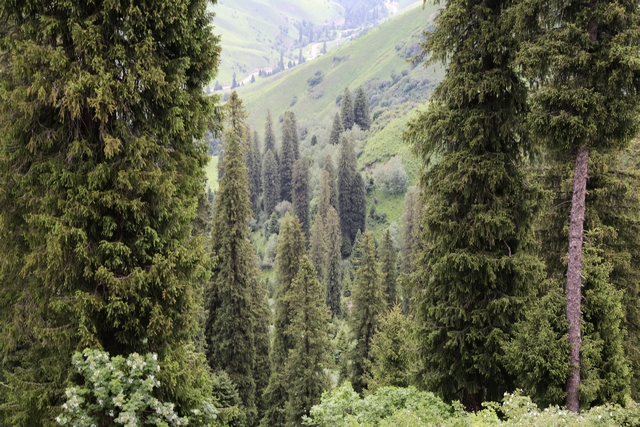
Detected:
left=1, top=0, right=640, bottom=426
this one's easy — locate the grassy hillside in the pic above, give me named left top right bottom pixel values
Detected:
left=237, top=1, right=442, bottom=133
left=211, top=0, right=344, bottom=83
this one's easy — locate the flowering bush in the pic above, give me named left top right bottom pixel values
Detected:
left=56, top=349, right=220, bottom=427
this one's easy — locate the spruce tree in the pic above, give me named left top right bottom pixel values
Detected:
left=206, top=94, right=267, bottom=425
left=0, top=0, right=220, bottom=424
left=338, top=136, right=357, bottom=253
left=324, top=207, right=342, bottom=318
left=279, top=111, right=300, bottom=203
left=353, top=86, right=371, bottom=131
left=515, top=0, right=640, bottom=411
left=284, top=257, right=332, bottom=425
left=352, top=172, right=367, bottom=239
left=249, top=131, right=263, bottom=215
left=292, top=158, right=311, bottom=239
left=348, top=231, right=385, bottom=393
left=261, top=215, right=306, bottom=427
left=311, top=135, right=318, bottom=146
left=340, top=88, right=355, bottom=131
left=322, top=156, right=340, bottom=215
left=329, top=113, right=344, bottom=146
left=262, top=149, right=280, bottom=216
left=379, top=229, right=398, bottom=307
left=309, top=215, right=327, bottom=280
left=404, top=0, right=545, bottom=406
left=365, top=305, right=413, bottom=391
left=264, top=110, right=277, bottom=155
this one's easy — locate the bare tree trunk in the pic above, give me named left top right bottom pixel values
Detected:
left=566, top=144, right=589, bottom=413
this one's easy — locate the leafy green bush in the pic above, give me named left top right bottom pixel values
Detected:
left=56, top=349, right=224, bottom=427
left=302, top=384, right=640, bottom=427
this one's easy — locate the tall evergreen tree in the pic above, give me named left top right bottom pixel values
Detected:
left=261, top=215, right=306, bottom=427
left=322, top=156, right=340, bottom=215
left=379, top=229, right=398, bottom=307
left=264, top=110, right=277, bottom=155
left=338, top=136, right=357, bottom=254
left=353, top=86, right=372, bottom=131
left=0, top=0, right=220, bottom=424
left=515, top=0, right=640, bottom=411
left=249, top=131, right=263, bottom=215
left=262, top=149, right=280, bottom=216
left=279, top=111, right=299, bottom=203
left=348, top=231, right=385, bottom=393
left=284, top=257, right=332, bottom=426
left=329, top=113, right=344, bottom=146
left=340, top=88, right=355, bottom=131
left=309, top=215, right=327, bottom=280
left=404, top=0, right=545, bottom=407
left=324, top=207, right=342, bottom=318
left=206, top=93, right=268, bottom=425
left=292, top=158, right=311, bottom=239
left=365, top=305, right=413, bottom=391
left=352, top=172, right=367, bottom=239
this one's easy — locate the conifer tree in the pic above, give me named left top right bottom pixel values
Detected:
left=262, top=149, right=280, bottom=216
left=340, top=88, right=355, bottom=130
left=292, top=158, right=311, bottom=239
left=353, top=86, right=372, bottom=131
left=309, top=215, right=327, bottom=280
left=338, top=136, right=357, bottom=253
left=329, top=113, right=344, bottom=146
left=404, top=0, right=545, bottom=406
left=261, top=215, right=306, bottom=427
left=379, top=229, right=398, bottom=307
left=284, top=257, right=332, bottom=425
left=322, top=156, right=340, bottom=215
left=311, top=135, right=318, bottom=146
left=514, top=0, right=640, bottom=411
left=0, top=0, right=220, bottom=424
left=352, top=172, right=367, bottom=239
left=249, top=131, right=263, bottom=215
left=348, top=231, right=385, bottom=393
left=253, top=284, right=272, bottom=417
left=264, top=110, right=277, bottom=155
left=279, top=112, right=300, bottom=202
left=324, top=207, right=343, bottom=318
left=365, top=305, right=413, bottom=391
left=206, top=94, right=268, bottom=425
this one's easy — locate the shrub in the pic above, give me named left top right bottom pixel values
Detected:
left=373, top=156, right=408, bottom=195
left=56, top=349, right=225, bottom=427
left=307, top=70, right=324, bottom=87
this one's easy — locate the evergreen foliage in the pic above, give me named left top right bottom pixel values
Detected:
left=206, top=93, right=269, bottom=426
left=249, top=131, right=263, bottom=215
left=284, top=257, right=332, bottom=425
left=353, top=86, right=371, bottom=131
left=279, top=112, right=300, bottom=203
left=404, top=0, right=545, bottom=405
left=292, top=158, right=311, bottom=239
left=348, top=231, right=385, bottom=393
left=365, top=305, right=413, bottom=391
left=322, top=156, right=340, bottom=215
left=264, top=110, right=277, bottom=155
left=309, top=215, right=327, bottom=280
left=261, top=215, right=306, bottom=427
left=311, top=135, right=318, bottom=146
left=329, top=113, right=345, bottom=146
left=378, top=230, right=398, bottom=307
left=514, top=0, right=640, bottom=410
left=0, top=0, right=220, bottom=424
left=262, top=149, right=280, bottom=216
left=324, top=207, right=343, bottom=318
left=340, top=88, right=355, bottom=131
left=338, top=136, right=364, bottom=255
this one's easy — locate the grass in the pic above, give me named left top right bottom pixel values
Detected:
left=210, top=0, right=344, bottom=83
left=237, top=1, right=443, bottom=131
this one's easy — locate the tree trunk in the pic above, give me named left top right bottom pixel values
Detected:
left=566, top=144, right=589, bottom=412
